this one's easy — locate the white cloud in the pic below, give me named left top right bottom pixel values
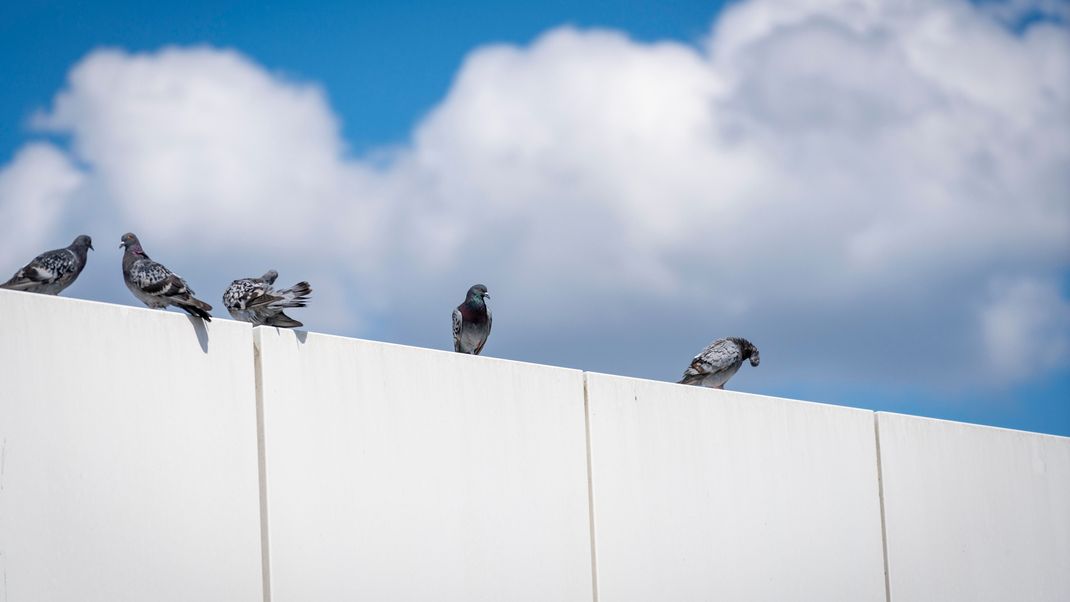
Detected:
left=981, top=277, right=1070, bottom=382
left=0, top=143, right=86, bottom=267
left=4, top=0, right=1068, bottom=392
left=32, top=47, right=387, bottom=264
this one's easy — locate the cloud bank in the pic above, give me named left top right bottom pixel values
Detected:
left=2, top=0, right=1068, bottom=395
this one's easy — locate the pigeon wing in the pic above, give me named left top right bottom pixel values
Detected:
left=132, top=260, right=186, bottom=296
left=3, top=261, right=53, bottom=289
left=38, top=249, right=79, bottom=283
left=222, top=280, right=248, bottom=311
left=681, top=339, right=741, bottom=381
left=698, top=339, right=742, bottom=373
left=452, top=308, right=463, bottom=352
left=241, top=280, right=280, bottom=309
left=3, top=249, right=77, bottom=290
left=222, top=279, right=261, bottom=309
left=245, top=290, right=284, bottom=309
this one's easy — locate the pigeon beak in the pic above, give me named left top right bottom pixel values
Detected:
left=119, top=242, right=124, bottom=249
left=89, top=243, right=94, bottom=251
left=483, top=293, right=490, bottom=299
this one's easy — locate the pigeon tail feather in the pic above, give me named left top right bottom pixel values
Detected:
left=1, top=274, right=34, bottom=290
left=176, top=297, right=213, bottom=321
left=274, top=281, right=312, bottom=308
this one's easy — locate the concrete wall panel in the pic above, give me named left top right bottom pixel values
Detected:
left=255, top=328, right=594, bottom=602
left=5, top=290, right=1069, bottom=602
left=0, top=289, right=263, bottom=602
left=877, top=412, right=1070, bottom=602
left=585, top=373, right=887, bottom=602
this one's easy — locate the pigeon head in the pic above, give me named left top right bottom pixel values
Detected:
left=465, top=284, right=490, bottom=304
left=730, top=337, right=760, bottom=366
left=72, top=234, right=93, bottom=251
left=119, top=232, right=138, bottom=248
left=261, top=270, right=279, bottom=284
left=742, top=339, right=760, bottom=366
left=119, top=233, right=149, bottom=259
left=119, top=232, right=146, bottom=253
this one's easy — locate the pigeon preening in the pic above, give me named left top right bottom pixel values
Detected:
left=223, top=270, right=311, bottom=328
left=678, top=337, right=760, bottom=389
left=120, top=232, right=213, bottom=321
left=1, top=235, right=93, bottom=295
left=453, top=284, right=492, bottom=354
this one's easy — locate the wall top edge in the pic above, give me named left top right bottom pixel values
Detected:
left=252, top=324, right=586, bottom=376
left=0, top=287, right=253, bottom=333
left=584, top=370, right=877, bottom=416
left=875, top=411, right=1070, bottom=441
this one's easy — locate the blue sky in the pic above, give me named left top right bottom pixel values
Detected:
left=1, top=0, right=1068, bottom=435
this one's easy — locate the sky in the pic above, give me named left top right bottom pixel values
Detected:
left=1, top=0, right=1068, bottom=435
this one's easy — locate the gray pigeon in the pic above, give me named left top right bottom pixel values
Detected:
left=678, top=337, right=760, bottom=389
left=119, top=232, right=212, bottom=321
left=1, top=235, right=93, bottom=295
left=223, top=270, right=311, bottom=328
left=453, top=284, right=492, bottom=354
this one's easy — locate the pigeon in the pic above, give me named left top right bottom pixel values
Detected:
left=678, top=337, right=760, bottom=389
left=119, top=232, right=213, bottom=321
left=223, top=270, right=311, bottom=328
left=453, top=284, right=492, bottom=354
left=1, top=235, right=93, bottom=295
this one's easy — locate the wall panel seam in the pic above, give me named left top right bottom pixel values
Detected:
left=874, top=413, right=891, bottom=602
left=254, top=333, right=273, bottom=602
left=583, top=373, right=600, bottom=602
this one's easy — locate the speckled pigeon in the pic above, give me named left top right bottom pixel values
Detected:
left=223, top=270, right=311, bottom=328
left=453, top=284, right=492, bottom=354
left=1, top=235, right=93, bottom=295
left=119, top=232, right=212, bottom=321
left=678, top=337, right=760, bottom=389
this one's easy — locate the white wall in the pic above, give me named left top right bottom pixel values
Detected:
left=584, top=373, right=888, bottom=602
left=0, top=289, right=264, bottom=602
left=254, top=328, right=594, bottom=602
left=2, top=291, right=1068, bottom=602
left=877, top=412, right=1070, bottom=602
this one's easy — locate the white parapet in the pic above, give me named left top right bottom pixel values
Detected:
left=0, top=289, right=264, bottom=602
left=254, top=327, right=595, bottom=602
left=584, top=372, right=887, bottom=602
left=877, top=412, right=1070, bottom=602
left=2, top=290, right=1068, bottom=602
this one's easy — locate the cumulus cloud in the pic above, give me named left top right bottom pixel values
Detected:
left=2, top=0, right=1067, bottom=394
left=32, top=47, right=386, bottom=262
left=981, top=277, right=1070, bottom=382
left=0, top=143, right=86, bottom=266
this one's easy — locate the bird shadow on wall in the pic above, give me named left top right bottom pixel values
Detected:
left=254, top=326, right=307, bottom=344
left=187, top=316, right=209, bottom=353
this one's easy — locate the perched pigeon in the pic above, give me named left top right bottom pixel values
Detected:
left=223, top=270, right=311, bottom=328
left=678, top=337, right=760, bottom=389
left=119, top=232, right=213, bottom=321
left=1, top=235, right=93, bottom=295
left=453, top=284, right=492, bottom=354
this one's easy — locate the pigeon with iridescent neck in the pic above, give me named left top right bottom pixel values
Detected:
left=120, top=232, right=213, bottom=321
left=1, top=235, right=93, bottom=295
left=678, top=337, right=760, bottom=389
left=452, top=284, right=492, bottom=354
left=223, top=270, right=311, bottom=328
